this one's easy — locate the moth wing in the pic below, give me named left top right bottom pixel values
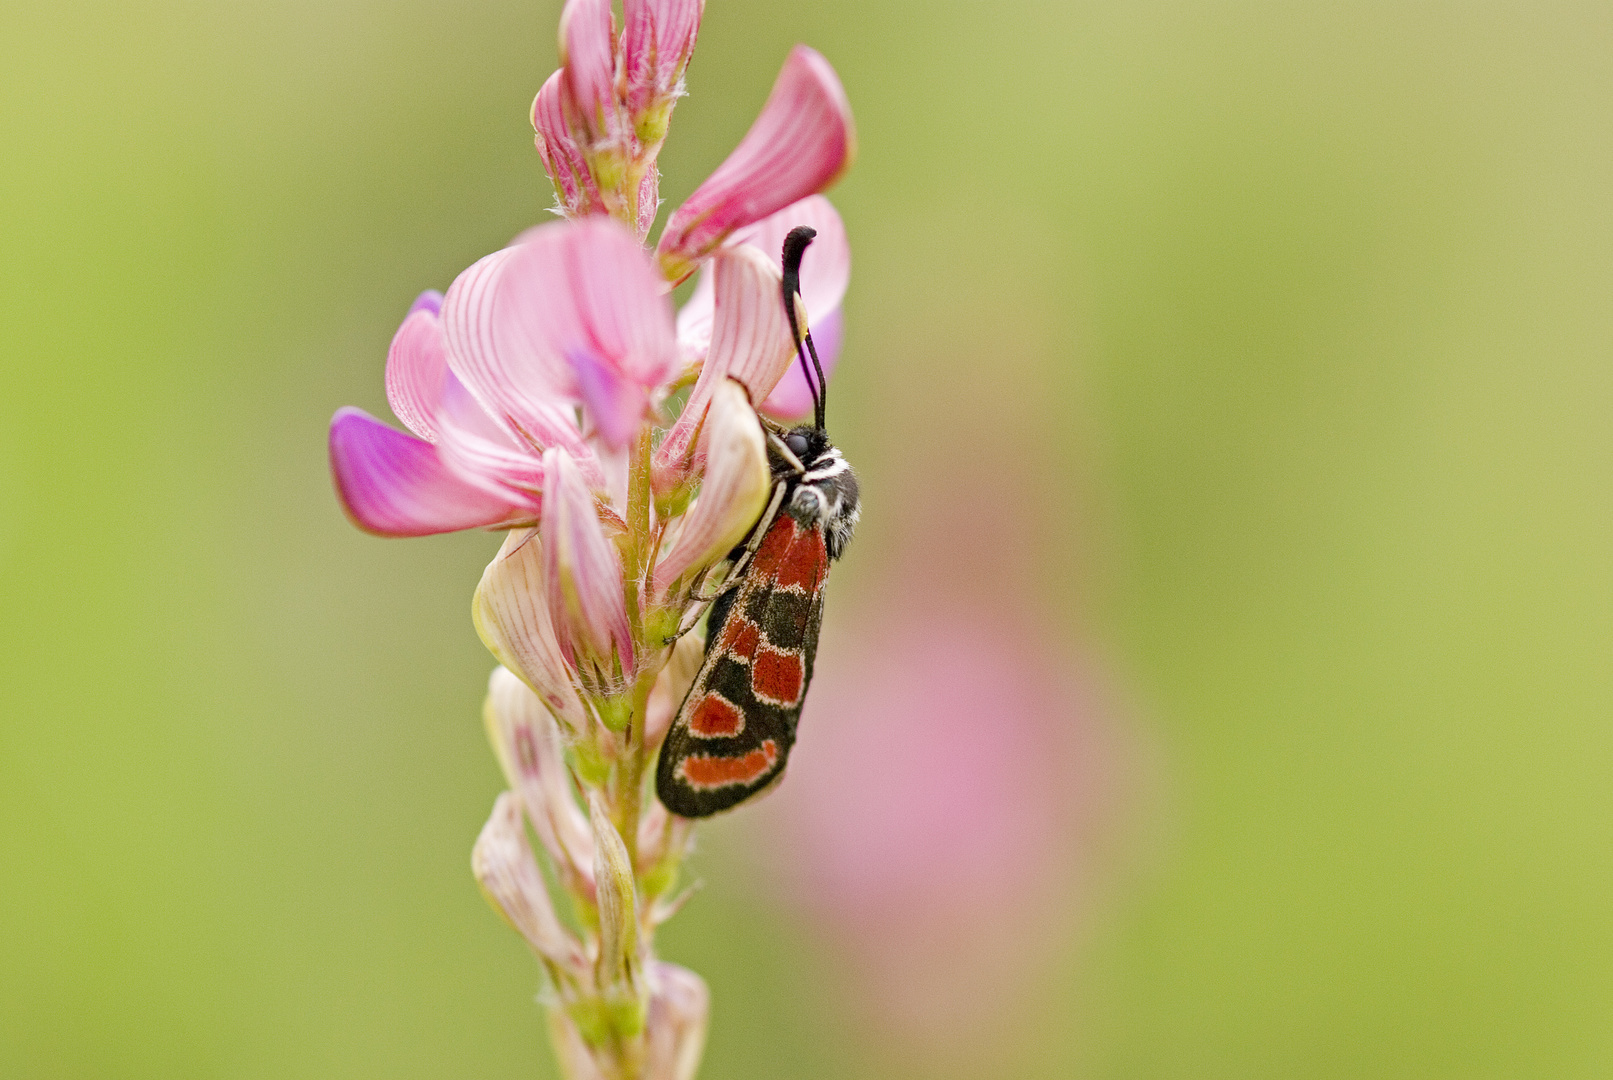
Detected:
left=655, top=514, right=827, bottom=817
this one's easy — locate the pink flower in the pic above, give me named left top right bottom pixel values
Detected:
left=542, top=0, right=706, bottom=236
left=337, top=5, right=863, bottom=1078
left=330, top=290, right=579, bottom=538
left=443, top=217, right=679, bottom=451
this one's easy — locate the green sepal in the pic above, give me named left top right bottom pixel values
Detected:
left=567, top=740, right=611, bottom=788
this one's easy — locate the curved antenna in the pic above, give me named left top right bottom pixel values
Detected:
left=780, top=226, right=828, bottom=431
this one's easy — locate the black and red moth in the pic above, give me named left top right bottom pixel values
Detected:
left=655, top=227, right=861, bottom=818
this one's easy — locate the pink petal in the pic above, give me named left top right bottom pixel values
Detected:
left=434, top=377, right=552, bottom=496
left=384, top=299, right=449, bottom=442
left=761, top=305, right=842, bottom=420
left=328, top=407, right=529, bottom=537
left=478, top=534, right=592, bottom=738
left=558, top=0, right=622, bottom=149
left=533, top=69, right=606, bottom=218
left=383, top=298, right=555, bottom=494
left=656, top=246, right=793, bottom=472
left=732, top=194, right=850, bottom=328
left=442, top=221, right=676, bottom=457
left=541, top=448, right=635, bottom=677
left=656, top=46, right=855, bottom=283
left=674, top=261, right=717, bottom=365
left=672, top=195, right=848, bottom=366
left=622, top=0, right=705, bottom=116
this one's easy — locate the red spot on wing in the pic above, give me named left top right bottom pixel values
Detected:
left=749, top=516, right=797, bottom=578
left=688, top=694, right=744, bottom=737
left=752, top=646, right=805, bottom=706
left=776, top=528, right=828, bottom=591
left=678, top=740, right=780, bottom=789
left=718, top=617, right=762, bottom=660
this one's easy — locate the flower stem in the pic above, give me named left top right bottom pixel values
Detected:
left=613, top=425, right=658, bottom=869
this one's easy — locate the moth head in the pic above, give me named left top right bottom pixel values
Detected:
left=781, top=426, right=833, bottom=469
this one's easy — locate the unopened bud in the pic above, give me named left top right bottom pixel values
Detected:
left=475, top=532, right=594, bottom=740
left=541, top=449, right=636, bottom=691
left=473, top=793, right=587, bottom=975
left=533, top=69, right=607, bottom=218
left=483, top=668, right=596, bottom=892
left=643, top=961, right=709, bottom=1080
left=588, top=793, right=640, bottom=997
left=622, top=0, right=704, bottom=122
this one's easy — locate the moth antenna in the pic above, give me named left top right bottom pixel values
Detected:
left=780, top=226, right=828, bottom=431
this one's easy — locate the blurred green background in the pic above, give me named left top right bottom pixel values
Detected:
left=4, top=0, right=1613, bottom=1076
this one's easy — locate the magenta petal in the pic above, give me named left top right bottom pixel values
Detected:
left=762, top=305, right=842, bottom=420
left=329, top=407, right=526, bottom=537
left=672, top=195, right=848, bottom=369
left=656, top=46, right=855, bottom=282
left=408, top=290, right=442, bottom=317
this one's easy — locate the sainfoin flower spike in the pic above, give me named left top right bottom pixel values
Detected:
left=327, top=3, right=856, bottom=1076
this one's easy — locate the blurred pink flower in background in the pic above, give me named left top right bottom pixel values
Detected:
left=746, top=463, right=1146, bottom=1072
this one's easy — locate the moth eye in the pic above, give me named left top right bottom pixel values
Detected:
left=785, top=432, right=811, bottom=458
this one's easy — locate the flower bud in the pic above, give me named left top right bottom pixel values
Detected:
left=482, top=667, right=596, bottom=892
left=654, top=380, right=771, bottom=594
left=558, top=0, right=624, bottom=153
left=643, top=962, right=709, bottom=1080
left=534, top=69, right=607, bottom=219
left=622, top=0, right=704, bottom=124
left=475, top=532, right=594, bottom=738
left=541, top=448, right=636, bottom=691
left=588, top=793, right=642, bottom=1005
left=473, top=793, right=587, bottom=975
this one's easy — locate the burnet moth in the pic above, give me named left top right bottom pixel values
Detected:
left=655, top=226, right=861, bottom=818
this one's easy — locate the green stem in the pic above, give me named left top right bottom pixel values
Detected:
left=613, top=427, right=656, bottom=869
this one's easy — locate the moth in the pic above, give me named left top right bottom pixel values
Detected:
left=655, top=226, right=861, bottom=818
